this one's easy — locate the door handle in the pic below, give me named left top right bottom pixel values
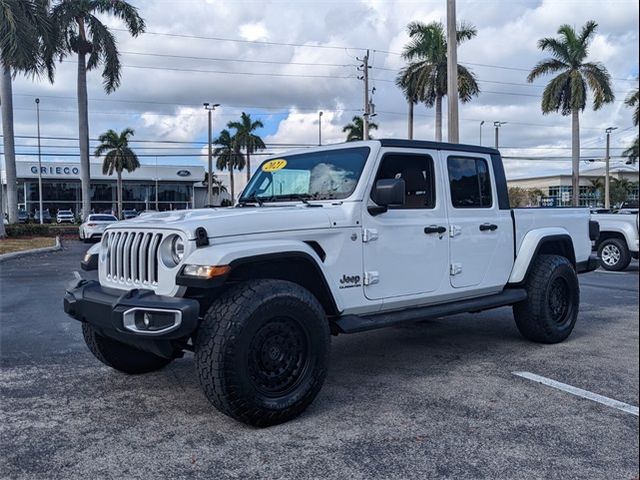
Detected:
left=424, top=225, right=447, bottom=235
left=479, top=223, right=498, bottom=231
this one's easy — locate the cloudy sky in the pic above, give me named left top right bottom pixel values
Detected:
left=5, top=0, right=640, bottom=188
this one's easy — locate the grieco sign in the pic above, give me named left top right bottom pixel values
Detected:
left=31, top=165, right=80, bottom=175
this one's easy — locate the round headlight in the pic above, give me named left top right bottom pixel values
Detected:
left=171, top=236, right=185, bottom=264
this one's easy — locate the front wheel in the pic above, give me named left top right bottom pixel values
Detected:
left=82, top=324, right=172, bottom=374
left=597, top=238, right=631, bottom=271
left=195, top=279, right=330, bottom=427
left=513, top=254, right=579, bottom=344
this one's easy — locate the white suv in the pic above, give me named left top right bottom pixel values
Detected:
left=66, top=140, right=598, bottom=426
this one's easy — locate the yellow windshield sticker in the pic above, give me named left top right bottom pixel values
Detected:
left=262, top=159, right=287, bottom=172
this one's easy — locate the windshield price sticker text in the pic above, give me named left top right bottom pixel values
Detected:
left=262, top=159, right=288, bottom=172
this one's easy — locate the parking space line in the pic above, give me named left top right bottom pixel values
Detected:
left=512, top=371, right=639, bottom=416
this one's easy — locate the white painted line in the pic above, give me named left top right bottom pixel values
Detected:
left=513, top=371, right=639, bottom=417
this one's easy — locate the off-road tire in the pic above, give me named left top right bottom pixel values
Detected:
left=513, top=254, right=579, bottom=344
left=195, top=279, right=330, bottom=427
left=82, top=323, right=172, bottom=374
left=597, top=238, right=631, bottom=271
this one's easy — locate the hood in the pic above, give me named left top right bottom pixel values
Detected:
left=111, top=206, right=334, bottom=239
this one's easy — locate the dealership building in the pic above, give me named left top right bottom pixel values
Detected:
left=0, top=160, right=234, bottom=216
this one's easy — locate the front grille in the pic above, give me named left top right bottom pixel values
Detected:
left=103, top=230, right=163, bottom=287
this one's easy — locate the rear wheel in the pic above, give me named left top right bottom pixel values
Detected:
left=513, top=254, right=579, bottom=343
left=195, top=279, right=330, bottom=427
left=597, top=238, right=631, bottom=271
left=82, top=323, right=172, bottom=374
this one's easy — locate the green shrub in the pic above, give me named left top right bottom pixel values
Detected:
left=5, top=224, right=52, bottom=237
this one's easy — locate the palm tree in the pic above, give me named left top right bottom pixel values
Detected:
left=94, top=128, right=140, bottom=219
left=396, top=65, right=422, bottom=139
left=343, top=116, right=378, bottom=142
left=49, top=0, right=145, bottom=220
left=227, top=112, right=266, bottom=184
left=528, top=21, right=615, bottom=206
left=623, top=86, right=639, bottom=165
left=214, top=129, right=246, bottom=203
left=1, top=0, right=53, bottom=224
left=400, top=21, right=479, bottom=141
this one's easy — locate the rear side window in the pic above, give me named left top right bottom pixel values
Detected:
left=447, top=157, right=493, bottom=208
left=371, top=153, right=436, bottom=209
left=90, top=215, right=117, bottom=221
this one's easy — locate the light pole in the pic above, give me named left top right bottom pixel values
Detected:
left=479, top=120, right=485, bottom=146
left=604, top=126, right=617, bottom=209
left=203, top=102, right=220, bottom=206
left=155, top=155, right=159, bottom=210
left=494, top=121, right=507, bottom=149
left=35, top=98, right=43, bottom=224
left=446, top=0, right=459, bottom=143
left=318, top=111, right=323, bottom=146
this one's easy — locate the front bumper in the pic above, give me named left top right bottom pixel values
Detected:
left=64, top=279, right=200, bottom=357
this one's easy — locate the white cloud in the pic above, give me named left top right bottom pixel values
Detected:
left=239, top=22, right=269, bottom=42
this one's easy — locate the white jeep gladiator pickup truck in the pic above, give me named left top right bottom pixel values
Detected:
left=65, top=139, right=599, bottom=426
left=591, top=211, right=639, bottom=270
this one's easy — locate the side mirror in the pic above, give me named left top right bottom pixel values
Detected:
left=369, top=178, right=405, bottom=215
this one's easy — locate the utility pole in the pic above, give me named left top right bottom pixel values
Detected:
left=479, top=120, right=485, bottom=145
left=358, top=50, right=370, bottom=140
left=604, top=126, right=617, bottom=209
left=318, top=111, right=323, bottom=146
left=155, top=155, right=159, bottom=210
left=446, top=0, right=459, bottom=143
left=494, top=121, right=507, bottom=149
left=35, top=98, right=43, bottom=224
left=203, top=102, right=220, bottom=206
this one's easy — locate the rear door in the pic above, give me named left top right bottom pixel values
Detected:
left=362, top=149, right=449, bottom=300
left=442, top=153, right=512, bottom=289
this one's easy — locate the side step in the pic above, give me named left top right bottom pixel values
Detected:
left=334, top=288, right=527, bottom=334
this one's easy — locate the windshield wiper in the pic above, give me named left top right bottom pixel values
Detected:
left=276, top=194, right=323, bottom=207
left=237, top=193, right=264, bottom=207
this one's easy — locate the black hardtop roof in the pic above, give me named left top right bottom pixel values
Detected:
left=377, top=138, right=500, bottom=156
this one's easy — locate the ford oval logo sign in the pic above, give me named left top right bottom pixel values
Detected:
left=176, top=170, right=191, bottom=177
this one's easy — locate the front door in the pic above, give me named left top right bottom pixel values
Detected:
left=362, top=150, right=449, bottom=300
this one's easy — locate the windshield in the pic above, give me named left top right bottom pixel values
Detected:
left=240, top=147, right=370, bottom=202
left=90, top=215, right=117, bottom=222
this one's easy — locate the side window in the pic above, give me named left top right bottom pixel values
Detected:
left=447, top=157, right=493, bottom=208
left=371, top=153, right=436, bottom=209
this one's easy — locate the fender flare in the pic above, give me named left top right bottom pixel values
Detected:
left=508, top=228, right=575, bottom=284
left=180, top=239, right=343, bottom=312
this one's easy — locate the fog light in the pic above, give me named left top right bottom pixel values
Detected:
left=123, top=308, right=182, bottom=335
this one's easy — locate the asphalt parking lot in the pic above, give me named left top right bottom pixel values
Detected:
left=1, top=240, right=638, bottom=479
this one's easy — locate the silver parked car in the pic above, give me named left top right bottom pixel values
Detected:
left=79, top=214, right=118, bottom=243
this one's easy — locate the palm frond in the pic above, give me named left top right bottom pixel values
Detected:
left=580, top=62, right=614, bottom=110
left=527, top=59, right=569, bottom=82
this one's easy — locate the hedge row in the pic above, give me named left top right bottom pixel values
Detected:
left=5, top=224, right=79, bottom=237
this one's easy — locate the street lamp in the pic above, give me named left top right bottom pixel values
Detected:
left=35, top=98, right=43, bottom=224
left=479, top=120, right=485, bottom=146
left=203, top=102, right=220, bottom=206
left=604, top=126, right=617, bottom=209
left=493, top=121, right=507, bottom=149
left=318, top=111, right=323, bottom=146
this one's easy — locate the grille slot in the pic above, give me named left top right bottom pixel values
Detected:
left=104, top=230, right=163, bottom=288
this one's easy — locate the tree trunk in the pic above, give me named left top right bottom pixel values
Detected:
left=1, top=66, right=18, bottom=223
left=0, top=180, right=6, bottom=238
left=246, top=149, right=251, bottom=184
left=77, top=49, right=91, bottom=221
left=407, top=100, right=414, bottom=140
left=571, top=108, right=580, bottom=207
left=117, top=170, right=123, bottom=219
left=229, top=169, right=235, bottom=205
left=435, top=95, right=443, bottom=142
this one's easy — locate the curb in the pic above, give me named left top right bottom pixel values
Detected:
left=0, top=236, right=62, bottom=262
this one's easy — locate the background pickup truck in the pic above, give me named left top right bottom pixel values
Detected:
left=65, top=139, right=599, bottom=427
left=591, top=211, right=639, bottom=271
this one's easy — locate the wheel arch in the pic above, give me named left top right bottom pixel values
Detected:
left=509, top=230, right=576, bottom=285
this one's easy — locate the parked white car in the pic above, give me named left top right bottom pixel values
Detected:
left=591, top=211, right=639, bottom=270
left=79, top=214, right=118, bottom=243
left=56, top=209, right=75, bottom=224
left=66, top=139, right=598, bottom=427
